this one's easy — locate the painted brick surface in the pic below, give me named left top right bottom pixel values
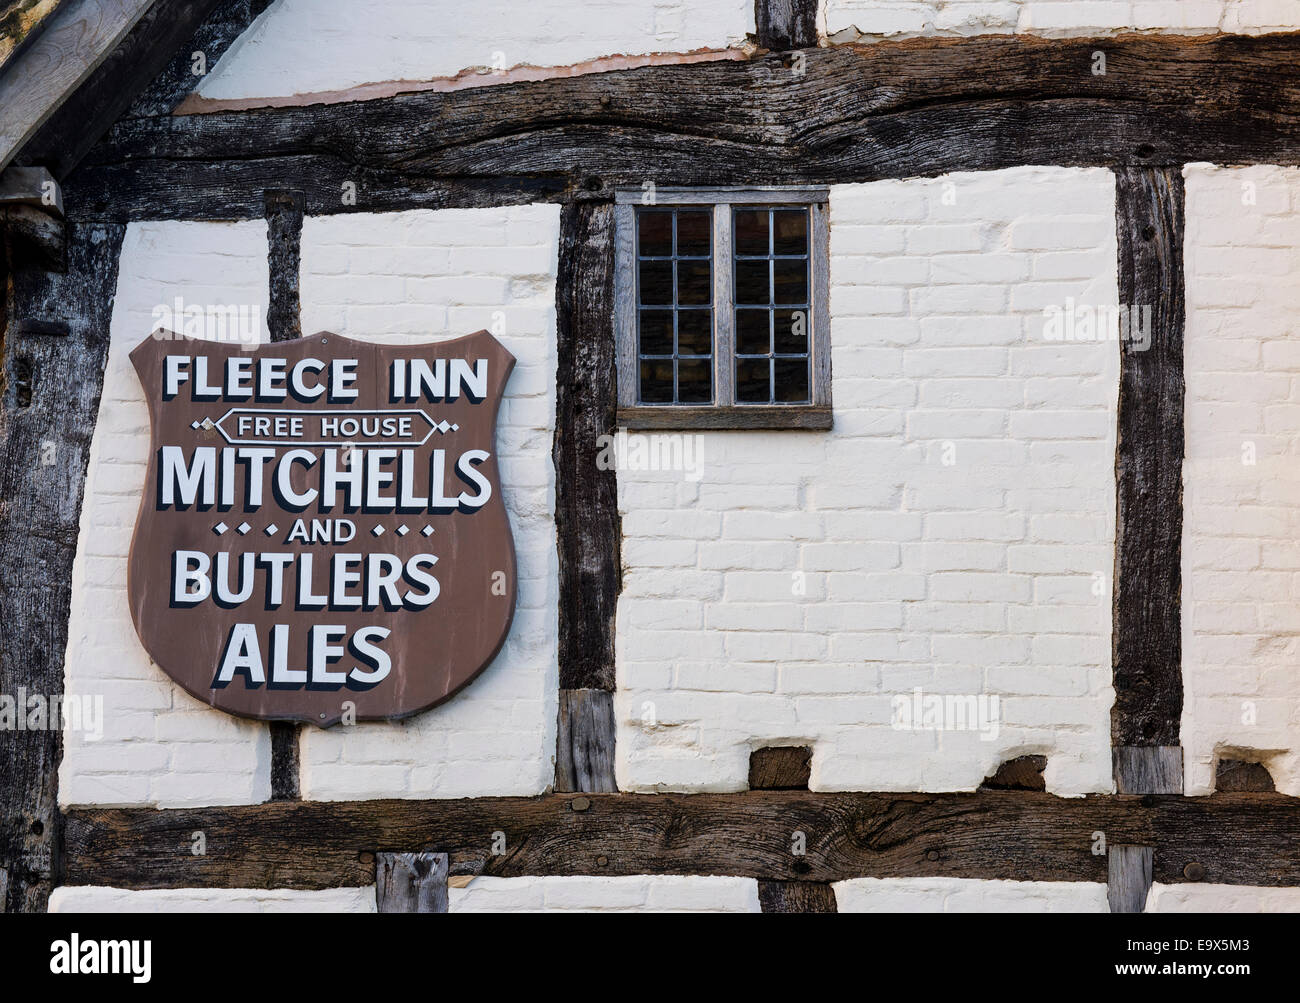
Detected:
left=834, top=877, right=1109, bottom=911
left=449, top=875, right=761, bottom=911
left=824, top=0, right=1300, bottom=38
left=49, top=886, right=376, bottom=913
left=196, top=0, right=753, bottom=101
left=298, top=206, right=560, bottom=800
left=1148, top=882, right=1300, bottom=912
left=60, top=221, right=272, bottom=808
left=1182, top=164, right=1300, bottom=797
left=616, top=167, right=1118, bottom=795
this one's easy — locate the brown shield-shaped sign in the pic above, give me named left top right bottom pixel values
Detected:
left=126, top=329, right=518, bottom=726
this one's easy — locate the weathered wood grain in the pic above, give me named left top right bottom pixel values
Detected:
left=749, top=746, right=813, bottom=791
left=1112, top=166, right=1185, bottom=750
left=265, top=188, right=302, bottom=345
left=63, top=792, right=1300, bottom=892
left=1114, top=747, right=1183, bottom=795
left=60, top=791, right=1159, bottom=889
left=376, top=852, right=449, bottom=913
left=758, top=880, right=838, bottom=913
left=2, top=205, right=64, bottom=272
left=555, top=689, right=617, bottom=793
left=0, top=166, right=62, bottom=215
left=749, top=744, right=834, bottom=911
left=0, top=0, right=155, bottom=171
left=980, top=755, right=1048, bottom=792
left=263, top=187, right=303, bottom=798
left=0, top=220, right=125, bottom=911
left=125, top=0, right=273, bottom=118
left=62, top=34, right=1300, bottom=221
left=1217, top=759, right=1275, bottom=793
left=755, top=0, right=818, bottom=51
left=554, top=202, right=619, bottom=692
left=1107, top=845, right=1153, bottom=913
left=17, top=0, right=236, bottom=177
left=616, top=405, right=833, bottom=430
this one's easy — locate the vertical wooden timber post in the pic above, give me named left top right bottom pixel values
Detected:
left=1110, top=166, right=1186, bottom=912
left=754, top=0, right=819, bottom=51
left=265, top=189, right=304, bottom=801
left=1112, top=166, right=1186, bottom=794
left=0, top=220, right=125, bottom=912
left=376, top=852, right=450, bottom=913
left=553, top=200, right=620, bottom=794
left=750, top=747, right=838, bottom=912
left=1108, top=845, right=1155, bottom=914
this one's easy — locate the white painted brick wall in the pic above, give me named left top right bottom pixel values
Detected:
left=197, top=0, right=753, bottom=101
left=449, top=875, right=761, bottom=911
left=1182, top=164, right=1300, bottom=797
left=834, top=877, right=1108, bottom=911
left=1148, top=882, right=1300, bottom=912
left=49, top=886, right=375, bottom=912
left=824, top=0, right=1300, bottom=38
left=616, top=167, right=1118, bottom=796
left=60, top=221, right=272, bottom=808
left=298, top=206, right=559, bottom=800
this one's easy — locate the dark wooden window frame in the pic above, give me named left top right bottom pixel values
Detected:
left=614, top=186, right=831, bottom=430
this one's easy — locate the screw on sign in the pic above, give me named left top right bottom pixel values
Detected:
left=126, top=329, right=519, bottom=725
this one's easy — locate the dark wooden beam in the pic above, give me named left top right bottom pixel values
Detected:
left=62, top=33, right=1300, bottom=222
left=553, top=201, right=619, bottom=793
left=126, top=0, right=273, bottom=118
left=264, top=187, right=304, bottom=799
left=15, top=0, right=232, bottom=178
left=0, top=220, right=126, bottom=911
left=755, top=0, right=818, bottom=51
left=61, top=792, right=1300, bottom=892
left=1112, top=166, right=1185, bottom=770
left=748, top=746, right=834, bottom=912
left=758, top=881, right=838, bottom=913
left=749, top=746, right=813, bottom=791
left=265, top=188, right=303, bottom=345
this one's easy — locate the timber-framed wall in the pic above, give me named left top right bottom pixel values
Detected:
left=3, top=0, right=1300, bottom=913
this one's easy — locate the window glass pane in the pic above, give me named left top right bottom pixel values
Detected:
left=678, top=359, right=713, bottom=403
left=772, top=209, right=808, bottom=255
left=774, top=308, right=808, bottom=355
left=639, top=259, right=673, bottom=305
left=632, top=198, right=820, bottom=410
left=638, top=211, right=672, bottom=256
left=677, top=259, right=712, bottom=306
left=735, top=260, right=769, bottom=305
left=773, top=258, right=807, bottom=305
left=736, top=357, right=770, bottom=403
left=677, top=309, right=712, bottom=356
left=676, top=211, right=711, bottom=257
left=736, top=309, right=770, bottom=356
left=735, top=209, right=768, bottom=256
left=639, top=310, right=674, bottom=356
left=774, top=358, right=810, bottom=403
left=640, top=359, right=675, bottom=403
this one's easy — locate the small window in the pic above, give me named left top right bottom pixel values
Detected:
left=615, top=187, right=831, bottom=430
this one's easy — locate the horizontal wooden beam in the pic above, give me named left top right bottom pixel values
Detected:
left=59, top=791, right=1300, bottom=891
left=62, top=32, right=1300, bottom=221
